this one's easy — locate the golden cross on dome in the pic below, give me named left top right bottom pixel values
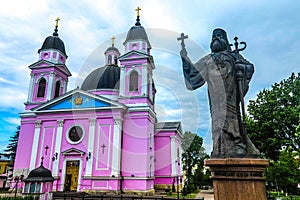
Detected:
left=135, top=7, right=141, bottom=17
left=55, top=17, right=60, bottom=28
left=111, top=36, right=116, bottom=46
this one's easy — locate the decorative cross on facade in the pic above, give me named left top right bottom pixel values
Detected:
left=135, top=7, right=141, bottom=17
left=55, top=17, right=60, bottom=28
left=45, top=145, right=49, bottom=155
left=101, top=144, right=106, bottom=154
left=177, top=33, right=188, bottom=48
left=111, top=36, right=116, bottom=47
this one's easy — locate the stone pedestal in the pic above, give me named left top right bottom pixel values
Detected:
left=205, top=158, right=269, bottom=200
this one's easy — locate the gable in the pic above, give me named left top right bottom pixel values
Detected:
left=33, top=89, right=126, bottom=112
left=45, top=94, right=111, bottom=110
left=28, top=60, right=72, bottom=76
left=118, top=50, right=152, bottom=61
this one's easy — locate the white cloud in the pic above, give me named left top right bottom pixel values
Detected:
left=3, top=118, right=20, bottom=125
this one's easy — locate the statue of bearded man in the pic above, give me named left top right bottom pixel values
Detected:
left=180, top=28, right=260, bottom=158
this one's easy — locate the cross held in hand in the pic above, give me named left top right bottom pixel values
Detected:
left=177, top=33, right=188, bottom=48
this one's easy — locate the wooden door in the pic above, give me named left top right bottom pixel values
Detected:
left=64, top=160, right=80, bottom=192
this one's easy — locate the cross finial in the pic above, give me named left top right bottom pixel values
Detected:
left=55, top=17, right=60, bottom=28
left=135, top=7, right=141, bottom=17
left=53, top=17, right=60, bottom=36
left=41, top=156, right=44, bottom=166
left=111, top=36, right=116, bottom=47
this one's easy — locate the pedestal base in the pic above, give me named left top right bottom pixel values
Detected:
left=205, top=158, right=269, bottom=200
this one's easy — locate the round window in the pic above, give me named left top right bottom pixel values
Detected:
left=68, top=126, right=84, bottom=143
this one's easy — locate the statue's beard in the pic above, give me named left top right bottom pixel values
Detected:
left=210, top=38, right=228, bottom=53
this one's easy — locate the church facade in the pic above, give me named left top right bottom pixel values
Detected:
left=14, top=13, right=183, bottom=194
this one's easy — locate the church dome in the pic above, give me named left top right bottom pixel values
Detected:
left=38, top=29, right=67, bottom=58
left=105, top=46, right=120, bottom=54
left=81, top=65, right=120, bottom=91
left=24, top=164, right=54, bottom=182
left=123, top=16, right=151, bottom=48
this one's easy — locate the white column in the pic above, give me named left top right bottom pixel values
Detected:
left=46, top=72, right=55, bottom=100
left=119, top=66, right=126, bottom=96
left=29, top=120, right=42, bottom=170
left=111, top=118, right=123, bottom=176
left=52, top=120, right=64, bottom=177
left=63, top=80, right=68, bottom=94
left=85, top=118, right=96, bottom=176
left=141, top=64, right=148, bottom=95
left=149, top=72, right=153, bottom=101
left=27, top=74, right=35, bottom=102
left=170, top=136, right=177, bottom=176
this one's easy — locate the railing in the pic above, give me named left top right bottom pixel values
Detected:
left=52, top=192, right=197, bottom=200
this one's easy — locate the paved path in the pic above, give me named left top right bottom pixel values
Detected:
left=195, top=190, right=214, bottom=200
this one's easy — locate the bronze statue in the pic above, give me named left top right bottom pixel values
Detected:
left=179, top=28, right=260, bottom=158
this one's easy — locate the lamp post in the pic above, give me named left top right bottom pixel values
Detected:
left=14, top=175, right=24, bottom=198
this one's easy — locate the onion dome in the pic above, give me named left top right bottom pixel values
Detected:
left=123, top=7, right=151, bottom=49
left=81, top=65, right=120, bottom=90
left=24, top=162, right=54, bottom=182
left=104, top=36, right=120, bottom=65
left=38, top=18, right=67, bottom=58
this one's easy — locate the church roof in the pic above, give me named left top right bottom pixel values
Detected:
left=155, top=122, right=182, bottom=133
left=38, top=28, right=67, bottom=58
left=81, top=65, right=120, bottom=91
left=123, top=17, right=151, bottom=48
left=24, top=164, right=54, bottom=182
left=105, top=46, right=120, bottom=54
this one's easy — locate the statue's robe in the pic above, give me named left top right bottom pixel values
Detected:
left=182, top=50, right=259, bottom=158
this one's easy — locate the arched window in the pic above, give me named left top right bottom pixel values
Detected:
left=129, top=71, right=138, bottom=91
left=114, top=56, right=118, bottom=65
left=37, top=78, right=46, bottom=98
left=108, top=55, right=112, bottom=64
left=54, top=81, right=61, bottom=98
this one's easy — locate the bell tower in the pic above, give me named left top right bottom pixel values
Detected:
left=25, top=18, right=71, bottom=110
left=118, top=7, right=156, bottom=106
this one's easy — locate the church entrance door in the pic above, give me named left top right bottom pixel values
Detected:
left=64, top=160, right=80, bottom=192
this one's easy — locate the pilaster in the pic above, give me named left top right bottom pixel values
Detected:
left=52, top=120, right=64, bottom=177
left=29, top=120, right=42, bottom=170
left=85, top=118, right=97, bottom=176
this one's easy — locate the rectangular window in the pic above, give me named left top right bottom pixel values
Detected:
left=24, top=183, right=30, bottom=193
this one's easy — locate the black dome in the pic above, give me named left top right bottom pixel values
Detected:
left=81, top=65, right=120, bottom=90
left=105, top=46, right=120, bottom=54
left=38, top=35, right=67, bottom=58
left=24, top=165, right=54, bottom=182
left=124, top=25, right=151, bottom=48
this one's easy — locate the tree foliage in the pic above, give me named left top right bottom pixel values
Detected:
left=247, top=72, right=300, bottom=161
left=266, top=149, right=300, bottom=194
left=4, top=126, right=20, bottom=162
left=181, top=131, right=209, bottom=194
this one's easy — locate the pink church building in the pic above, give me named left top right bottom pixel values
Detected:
left=14, top=12, right=183, bottom=195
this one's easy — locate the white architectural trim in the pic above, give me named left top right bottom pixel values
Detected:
left=141, top=64, right=148, bottom=95
left=46, top=72, right=55, bottom=100
left=170, top=136, right=177, bottom=176
left=52, top=120, right=64, bottom=177
left=27, top=74, right=35, bottom=102
left=29, top=120, right=42, bottom=170
left=119, top=66, right=126, bottom=96
left=111, top=118, right=123, bottom=176
left=85, top=118, right=96, bottom=176
left=63, top=80, right=68, bottom=93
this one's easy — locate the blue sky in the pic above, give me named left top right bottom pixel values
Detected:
left=0, top=0, right=300, bottom=153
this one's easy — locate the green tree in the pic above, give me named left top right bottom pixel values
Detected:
left=247, top=72, right=300, bottom=161
left=4, top=125, right=20, bottom=162
left=266, top=149, right=300, bottom=194
left=181, top=131, right=208, bottom=193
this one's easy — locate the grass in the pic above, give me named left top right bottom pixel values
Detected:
left=166, top=189, right=200, bottom=199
